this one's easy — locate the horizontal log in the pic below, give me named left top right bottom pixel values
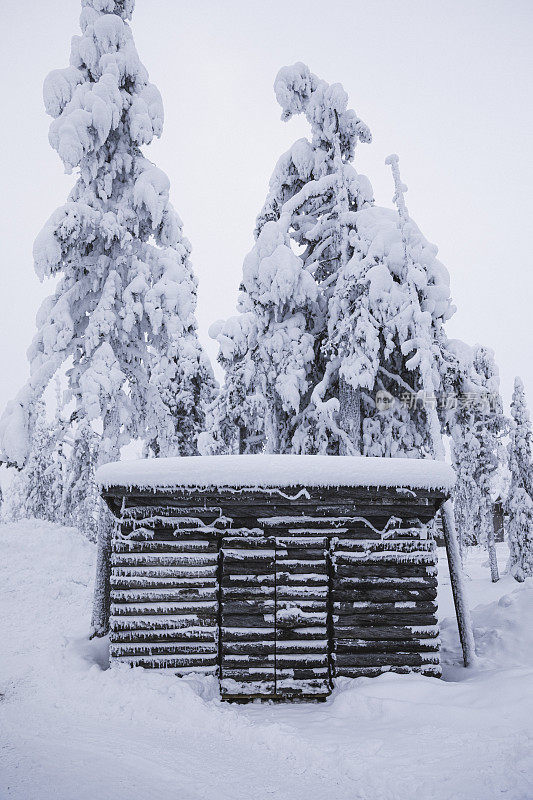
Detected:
left=222, top=654, right=275, bottom=667
left=112, top=553, right=217, bottom=567
left=112, top=567, right=217, bottom=580
left=277, top=599, right=327, bottom=612
left=151, top=665, right=218, bottom=676
left=221, top=587, right=275, bottom=600
left=276, top=627, right=327, bottom=641
left=334, top=613, right=438, bottom=627
left=335, top=564, right=436, bottom=578
left=275, top=549, right=328, bottom=560
left=220, top=681, right=275, bottom=697
left=112, top=588, right=218, bottom=603
left=221, top=669, right=276, bottom=680
left=277, top=616, right=327, bottom=629
left=221, top=627, right=275, bottom=640
left=335, top=576, right=437, bottom=589
left=111, top=628, right=218, bottom=643
left=275, top=574, right=327, bottom=587
left=335, top=639, right=440, bottom=654
left=112, top=601, right=218, bottom=616
left=276, top=667, right=329, bottom=679
left=105, top=483, right=446, bottom=507
left=274, top=537, right=329, bottom=548
left=221, top=642, right=276, bottom=656
left=115, top=654, right=218, bottom=668
left=334, top=540, right=434, bottom=554
left=110, top=614, right=216, bottom=631
left=275, top=563, right=327, bottom=575
left=276, top=588, right=328, bottom=601
left=335, top=665, right=442, bottom=678
left=221, top=574, right=275, bottom=587
left=335, top=652, right=439, bottom=667
left=276, top=678, right=331, bottom=690
left=221, top=563, right=275, bottom=576
left=221, top=615, right=275, bottom=627
left=335, top=552, right=435, bottom=566
left=222, top=538, right=275, bottom=549
left=222, top=550, right=275, bottom=563
left=113, top=540, right=217, bottom=553
left=111, top=576, right=218, bottom=590
left=332, top=587, right=437, bottom=603
left=333, top=625, right=439, bottom=640
left=333, top=601, right=437, bottom=615
left=221, top=600, right=275, bottom=614
left=111, top=642, right=218, bottom=657
left=274, top=655, right=329, bottom=668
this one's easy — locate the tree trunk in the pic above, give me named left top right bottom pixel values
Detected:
left=486, top=503, right=500, bottom=582
left=339, top=377, right=361, bottom=455
left=441, top=499, right=477, bottom=667
left=90, top=501, right=113, bottom=637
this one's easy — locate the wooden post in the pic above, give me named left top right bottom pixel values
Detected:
left=441, top=499, right=477, bottom=667
left=90, top=501, right=113, bottom=637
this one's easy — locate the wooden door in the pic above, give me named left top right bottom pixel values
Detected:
left=219, top=529, right=277, bottom=699
left=219, top=529, right=332, bottom=700
left=274, top=533, right=331, bottom=697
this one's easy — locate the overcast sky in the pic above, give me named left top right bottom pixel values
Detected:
left=0, top=0, right=532, bottom=415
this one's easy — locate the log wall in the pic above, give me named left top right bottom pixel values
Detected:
left=103, top=485, right=446, bottom=700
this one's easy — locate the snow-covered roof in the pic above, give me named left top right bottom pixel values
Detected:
left=96, top=454, right=454, bottom=493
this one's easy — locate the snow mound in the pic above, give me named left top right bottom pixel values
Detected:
left=442, top=582, right=533, bottom=670
left=96, top=453, right=455, bottom=492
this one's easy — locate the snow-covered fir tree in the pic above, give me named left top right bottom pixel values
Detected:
left=61, top=419, right=100, bottom=542
left=329, top=154, right=456, bottom=459
left=0, top=0, right=214, bottom=472
left=207, top=215, right=319, bottom=454
left=446, top=342, right=483, bottom=558
left=9, top=401, right=64, bottom=523
left=470, top=346, right=506, bottom=580
left=200, top=314, right=265, bottom=455
left=444, top=342, right=506, bottom=578
left=506, top=377, right=533, bottom=581
left=210, top=62, right=373, bottom=453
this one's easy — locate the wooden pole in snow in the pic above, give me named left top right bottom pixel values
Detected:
left=441, top=499, right=477, bottom=666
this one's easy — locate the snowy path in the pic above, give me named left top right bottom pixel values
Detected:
left=1, top=521, right=533, bottom=800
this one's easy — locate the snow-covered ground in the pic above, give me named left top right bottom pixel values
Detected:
left=1, top=521, right=532, bottom=800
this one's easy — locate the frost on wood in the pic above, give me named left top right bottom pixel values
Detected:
left=506, top=377, right=533, bottom=581
left=0, top=0, right=214, bottom=470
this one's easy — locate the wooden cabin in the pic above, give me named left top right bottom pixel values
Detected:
left=97, top=454, right=454, bottom=701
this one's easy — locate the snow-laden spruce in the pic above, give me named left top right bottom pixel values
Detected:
left=204, top=215, right=319, bottom=454
left=506, top=377, right=533, bottom=581
left=209, top=62, right=373, bottom=454
left=329, top=155, right=455, bottom=457
left=445, top=344, right=505, bottom=574
left=0, top=0, right=214, bottom=470
left=210, top=65, right=457, bottom=459
left=4, top=400, right=64, bottom=523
